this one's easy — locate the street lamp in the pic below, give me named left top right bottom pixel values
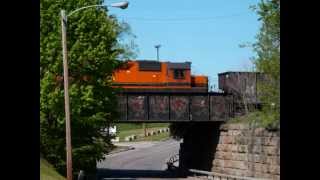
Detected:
left=154, top=44, right=161, bottom=61
left=60, top=2, right=129, bottom=180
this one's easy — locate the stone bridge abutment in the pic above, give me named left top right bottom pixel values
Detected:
left=177, top=122, right=280, bottom=179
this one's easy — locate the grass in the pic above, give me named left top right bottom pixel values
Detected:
left=137, top=131, right=170, bottom=141
left=40, top=158, right=65, bottom=180
left=229, top=111, right=262, bottom=124
left=114, top=123, right=170, bottom=142
left=229, top=111, right=279, bottom=129
left=117, top=128, right=144, bottom=140
left=115, top=123, right=169, bottom=131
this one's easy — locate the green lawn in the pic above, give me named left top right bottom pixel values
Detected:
left=115, top=123, right=169, bottom=131
left=40, top=158, right=65, bottom=180
left=115, top=123, right=170, bottom=142
left=136, top=131, right=170, bottom=141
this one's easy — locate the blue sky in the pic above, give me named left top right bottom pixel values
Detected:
left=107, top=0, right=261, bottom=88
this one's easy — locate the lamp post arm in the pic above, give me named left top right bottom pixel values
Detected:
left=67, top=5, right=107, bottom=17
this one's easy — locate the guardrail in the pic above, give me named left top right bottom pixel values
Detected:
left=189, top=169, right=271, bottom=180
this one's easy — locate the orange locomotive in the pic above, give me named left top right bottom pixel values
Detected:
left=112, top=60, right=208, bottom=92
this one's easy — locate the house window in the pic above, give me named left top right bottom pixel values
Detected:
left=174, top=69, right=185, bottom=79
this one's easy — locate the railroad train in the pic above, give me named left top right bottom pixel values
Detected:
left=112, top=60, right=264, bottom=116
left=112, top=60, right=208, bottom=92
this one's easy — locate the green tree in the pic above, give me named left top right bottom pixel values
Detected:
left=252, top=0, right=280, bottom=128
left=40, top=0, right=137, bottom=176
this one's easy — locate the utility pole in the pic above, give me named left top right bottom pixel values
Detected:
left=155, top=44, right=161, bottom=61
left=59, top=3, right=129, bottom=180
left=61, top=10, right=73, bottom=180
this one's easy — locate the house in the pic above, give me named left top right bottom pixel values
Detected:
left=104, top=126, right=117, bottom=136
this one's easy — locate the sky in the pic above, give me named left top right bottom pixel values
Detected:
left=106, top=0, right=261, bottom=89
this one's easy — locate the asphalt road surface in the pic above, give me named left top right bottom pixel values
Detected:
left=96, top=139, right=195, bottom=180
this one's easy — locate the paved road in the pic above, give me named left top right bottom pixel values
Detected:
left=96, top=139, right=193, bottom=180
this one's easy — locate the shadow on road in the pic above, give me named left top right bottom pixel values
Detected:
left=96, top=168, right=188, bottom=179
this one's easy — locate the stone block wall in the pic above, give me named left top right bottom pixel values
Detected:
left=211, top=123, right=280, bottom=179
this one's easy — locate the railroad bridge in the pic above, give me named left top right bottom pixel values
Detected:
left=102, top=70, right=269, bottom=179
left=117, top=92, right=233, bottom=122
left=115, top=71, right=264, bottom=122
